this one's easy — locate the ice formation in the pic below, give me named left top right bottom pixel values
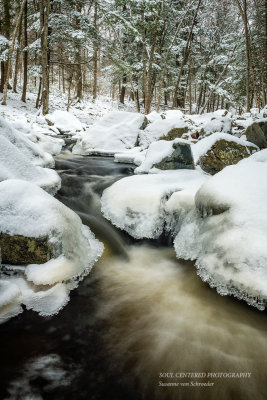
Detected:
left=72, top=111, right=145, bottom=155
left=0, top=180, right=104, bottom=322
left=101, top=170, right=208, bottom=239
left=174, top=162, right=267, bottom=310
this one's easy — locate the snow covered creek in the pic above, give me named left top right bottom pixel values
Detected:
left=1, top=153, right=267, bottom=400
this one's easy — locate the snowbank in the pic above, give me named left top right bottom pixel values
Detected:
left=72, top=111, right=145, bottom=155
left=0, top=137, right=60, bottom=194
left=12, top=119, right=64, bottom=156
left=101, top=170, right=207, bottom=239
left=45, top=110, right=84, bottom=133
left=0, top=180, right=104, bottom=322
left=174, top=162, right=267, bottom=310
left=0, top=117, right=54, bottom=167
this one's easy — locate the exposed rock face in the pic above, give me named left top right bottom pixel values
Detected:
left=199, top=139, right=256, bottom=175
left=154, top=142, right=195, bottom=170
left=45, top=117, right=54, bottom=127
left=160, top=127, right=189, bottom=141
left=258, top=121, right=267, bottom=137
left=245, top=122, right=267, bottom=149
left=0, top=233, right=51, bottom=265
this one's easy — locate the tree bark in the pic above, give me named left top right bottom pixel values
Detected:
left=21, top=0, right=28, bottom=102
left=1, top=0, right=27, bottom=105
left=93, top=0, right=98, bottom=100
left=40, top=0, right=50, bottom=114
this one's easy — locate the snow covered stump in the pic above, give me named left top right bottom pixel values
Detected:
left=0, top=180, right=104, bottom=322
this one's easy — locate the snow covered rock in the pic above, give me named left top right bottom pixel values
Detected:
left=11, top=119, right=64, bottom=156
left=0, top=180, right=104, bottom=322
left=135, top=139, right=194, bottom=174
left=101, top=170, right=207, bottom=239
left=192, top=133, right=257, bottom=175
left=45, top=110, right=84, bottom=134
left=0, top=136, right=61, bottom=195
left=174, top=162, right=267, bottom=310
left=138, top=115, right=188, bottom=148
left=245, top=122, right=267, bottom=149
left=0, top=116, right=54, bottom=168
left=188, top=111, right=232, bottom=138
left=73, top=111, right=145, bottom=155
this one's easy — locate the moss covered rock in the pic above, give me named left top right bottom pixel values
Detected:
left=0, top=233, right=51, bottom=265
left=199, top=139, right=256, bottom=175
left=160, top=126, right=189, bottom=141
left=154, top=142, right=194, bottom=170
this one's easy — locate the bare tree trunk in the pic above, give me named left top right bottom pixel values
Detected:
left=235, top=0, right=260, bottom=111
left=119, top=74, right=127, bottom=104
left=21, top=0, right=28, bottom=102
left=93, top=0, right=98, bottom=100
left=1, top=0, right=27, bottom=105
left=40, top=0, right=50, bottom=114
left=13, top=19, right=22, bottom=93
left=36, top=77, right=42, bottom=108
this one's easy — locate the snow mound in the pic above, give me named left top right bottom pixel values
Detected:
left=186, top=112, right=232, bottom=135
left=174, top=162, right=267, bottom=310
left=0, top=136, right=61, bottom=194
left=135, top=138, right=190, bottom=174
left=0, top=117, right=54, bottom=167
left=101, top=170, right=207, bottom=239
left=191, top=132, right=257, bottom=164
left=45, top=110, right=84, bottom=133
left=72, top=111, right=145, bottom=155
left=0, top=180, right=104, bottom=322
left=11, top=119, right=64, bottom=156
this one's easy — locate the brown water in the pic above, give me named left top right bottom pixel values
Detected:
left=0, top=155, right=267, bottom=400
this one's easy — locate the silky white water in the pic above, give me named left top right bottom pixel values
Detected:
left=93, top=245, right=267, bottom=400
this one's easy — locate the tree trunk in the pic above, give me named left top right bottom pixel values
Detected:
left=93, top=0, right=98, bottom=100
left=119, top=74, right=127, bottom=104
left=1, top=0, right=27, bottom=105
left=13, top=20, right=22, bottom=93
left=21, top=0, right=28, bottom=102
left=172, top=0, right=202, bottom=109
left=40, top=0, right=50, bottom=114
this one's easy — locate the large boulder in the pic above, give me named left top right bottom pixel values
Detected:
left=192, top=133, right=257, bottom=175
left=245, top=122, right=267, bottom=149
left=258, top=120, right=267, bottom=137
left=0, top=179, right=104, bottom=322
left=199, top=139, right=256, bottom=175
left=135, top=139, right=193, bottom=173
left=154, top=142, right=194, bottom=170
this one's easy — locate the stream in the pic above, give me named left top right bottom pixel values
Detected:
left=1, top=153, right=267, bottom=400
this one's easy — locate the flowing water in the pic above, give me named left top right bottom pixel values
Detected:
left=1, top=153, right=267, bottom=400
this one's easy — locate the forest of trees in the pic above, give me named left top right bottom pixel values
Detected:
left=0, top=0, right=266, bottom=115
